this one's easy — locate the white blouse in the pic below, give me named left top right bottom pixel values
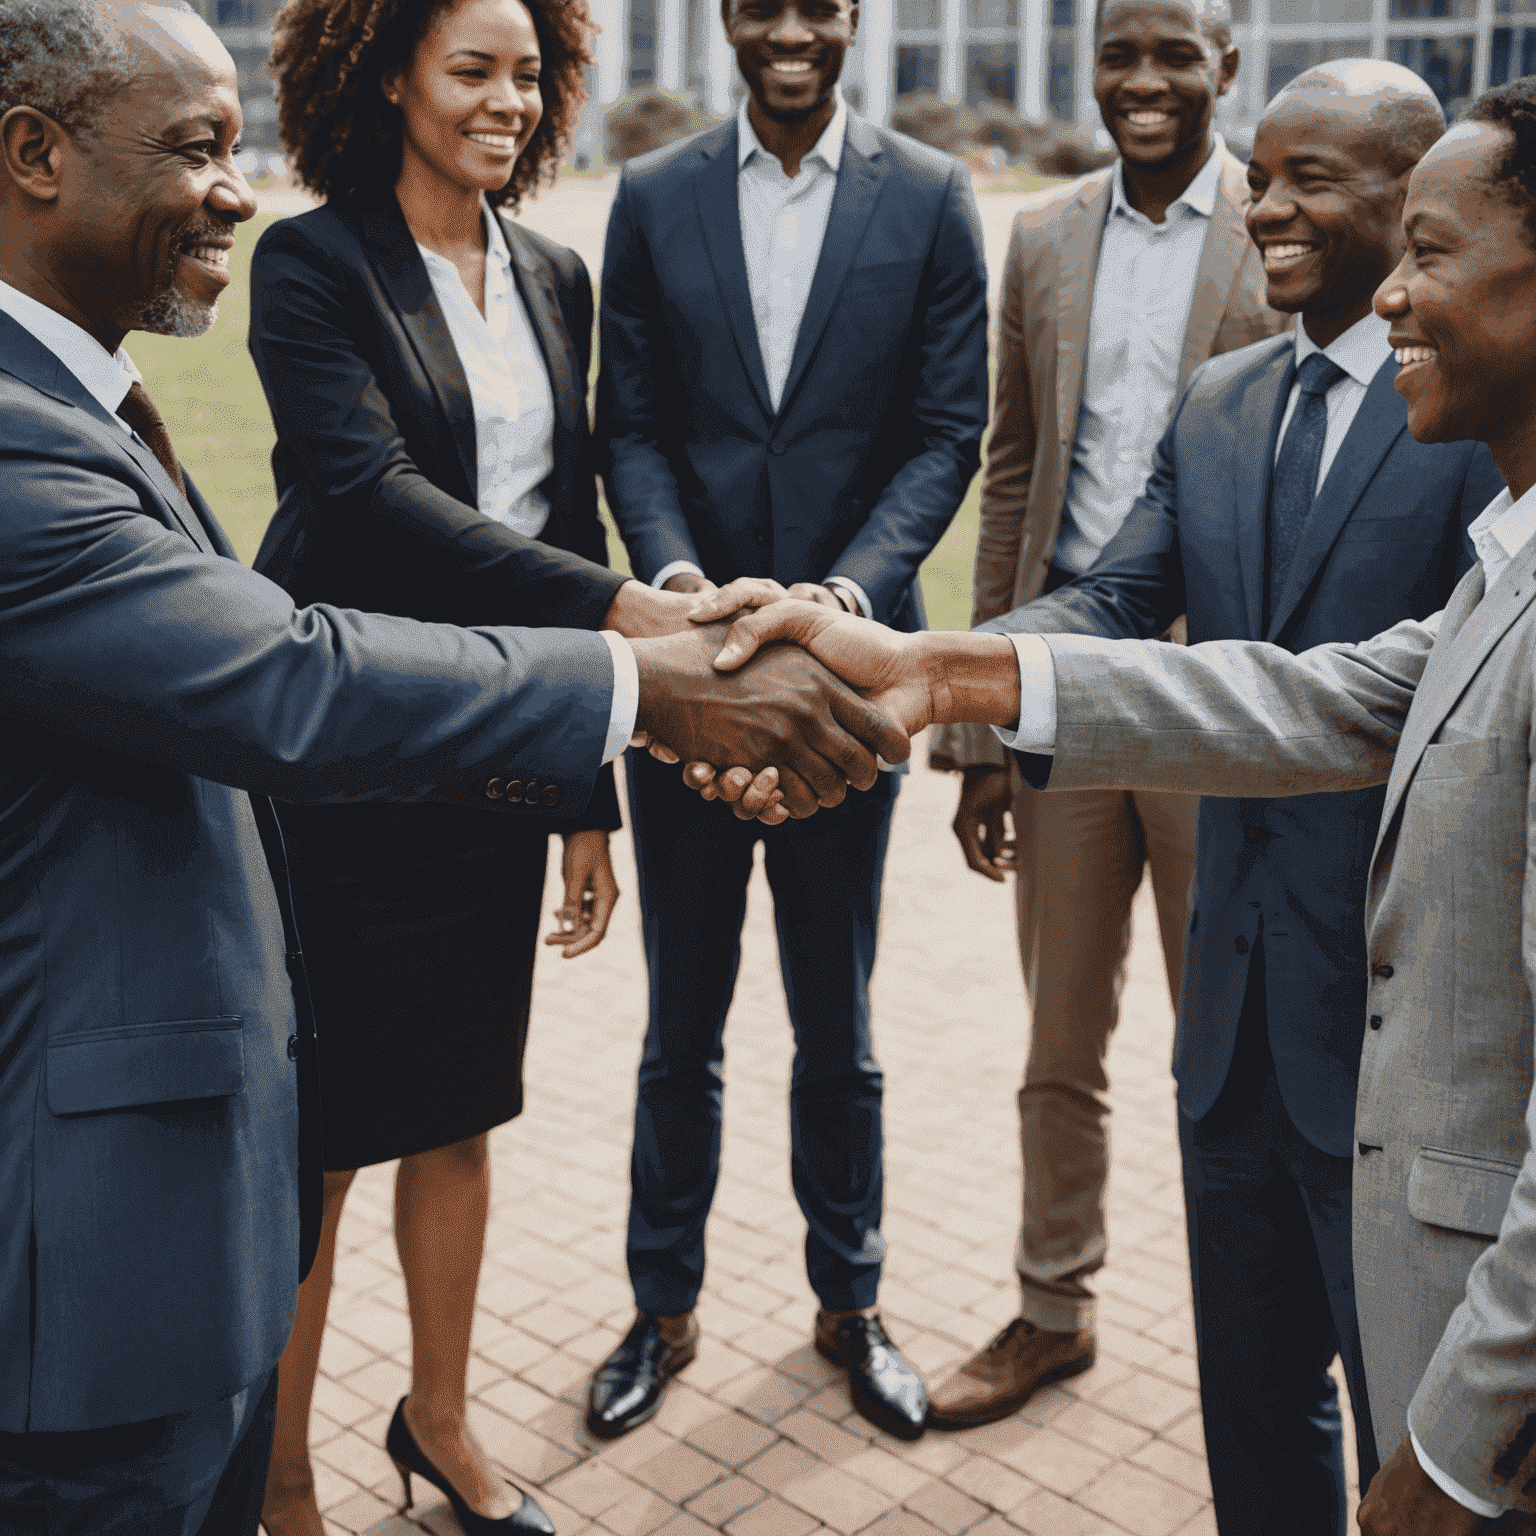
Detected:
left=416, top=199, right=556, bottom=538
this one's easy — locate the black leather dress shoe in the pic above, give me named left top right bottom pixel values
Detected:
left=815, top=1309, right=928, bottom=1441
left=586, top=1312, right=699, bottom=1439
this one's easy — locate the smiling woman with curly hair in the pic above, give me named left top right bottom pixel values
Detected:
left=249, top=3, right=624, bottom=1535
left=270, top=0, right=591, bottom=208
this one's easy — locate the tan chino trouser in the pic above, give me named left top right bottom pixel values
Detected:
left=1011, top=771, right=1198, bottom=1332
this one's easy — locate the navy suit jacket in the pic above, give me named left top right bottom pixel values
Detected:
left=991, top=331, right=1504, bottom=1156
left=0, top=311, right=614, bottom=1432
left=597, top=114, right=989, bottom=632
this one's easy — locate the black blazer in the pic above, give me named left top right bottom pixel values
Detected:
left=249, top=193, right=625, bottom=832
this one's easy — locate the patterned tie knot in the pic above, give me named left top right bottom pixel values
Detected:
left=1296, top=352, right=1347, bottom=399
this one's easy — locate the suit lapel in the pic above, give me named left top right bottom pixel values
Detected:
left=0, top=313, right=216, bottom=553
left=1374, top=555, right=1536, bottom=864
left=1054, top=173, right=1113, bottom=456
left=355, top=196, right=479, bottom=498
left=775, top=117, right=887, bottom=420
left=1231, top=342, right=1294, bottom=638
left=1177, top=154, right=1250, bottom=390
left=501, top=216, right=581, bottom=437
left=1266, top=355, right=1405, bottom=641
left=692, top=124, right=773, bottom=421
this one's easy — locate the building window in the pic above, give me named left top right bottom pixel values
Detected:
left=897, top=0, right=940, bottom=26
left=1052, top=0, right=1074, bottom=25
left=969, top=0, right=1019, bottom=24
left=1228, top=0, right=1251, bottom=20
left=1490, top=24, right=1536, bottom=81
left=1266, top=37, right=1372, bottom=98
left=1386, top=34, right=1475, bottom=106
left=967, top=43, right=1017, bottom=106
left=216, top=0, right=255, bottom=20
left=1049, top=35, right=1074, bottom=118
left=896, top=44, right=941, bottom=96
left=1496, top=0, right=1536, bottom=14
left=1390, top=0, right=1477, bottom=14
left=629, top=0, right=656, bottom=88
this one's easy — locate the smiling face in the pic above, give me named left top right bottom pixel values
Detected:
left=724, top=0, right=857, bottom=125
left=384, top=0, right=543, bottom=199
left=46, top=4, right=254, bottom=343
left=1244, top=91, right=1409, bottom=340
left=1374, top=122, right=1536, bottom=458
left=1092, top=0, right=1235, bottom=172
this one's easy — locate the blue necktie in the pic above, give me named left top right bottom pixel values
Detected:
left=1268, top=352, right=1347, bottom=610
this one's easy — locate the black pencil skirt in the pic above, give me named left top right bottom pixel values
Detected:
left=279, top=805, right=550, bottom=1172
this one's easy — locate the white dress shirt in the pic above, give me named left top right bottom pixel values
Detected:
left=650, top=89, right=872, bottom=622
left=416, top=198, right=556, bottom=539
left=1274, top=310, right=1393, bottom=492
left=0, top=275, right=638, bottom=765
left=1054, top=140, right=1226, bottom=575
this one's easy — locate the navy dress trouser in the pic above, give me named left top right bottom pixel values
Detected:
left=624, top=748, right=897, bottom=1315
left=1180, top=937, right=1380, bottom=1536
left=0, top=1368, right=277, bottom=1536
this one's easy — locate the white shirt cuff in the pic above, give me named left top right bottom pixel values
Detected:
left=825, top=576, right=873, bottom=619
left=651, top=560, right=705, bottom=591
left=598, top=630, right=639, bottom=765
left=989, top=633, right=1058, bottom=753
left=1409, top=1431, right=1505, bottom=1519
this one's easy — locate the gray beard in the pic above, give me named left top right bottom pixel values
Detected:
left=138, top=284, right=219, bottom=338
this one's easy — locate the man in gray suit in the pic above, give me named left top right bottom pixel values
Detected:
left=711, top=79, right=1536, bottom=1533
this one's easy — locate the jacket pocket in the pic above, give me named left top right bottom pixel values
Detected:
left=1415, top=739, right=1503, bottom=781
left=1407, top=1146, right=1520, bottom=1237
left=47, top=1017, right=245, bottom=1116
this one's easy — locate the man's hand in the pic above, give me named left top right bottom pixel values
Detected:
left=601, top=576, right=796, bottom=640
left=630, top=620, right=910, bottom=817
left=1358, top=1436, right=1486, bottom=1536
left=954, top=766, right=1015, bottom=881
left=544, top=829, right=619, bottom=957
left=661, top=571, right=715, bottom=596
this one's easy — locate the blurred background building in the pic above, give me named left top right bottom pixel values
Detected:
left=200, top=0, right=1535, bottom=174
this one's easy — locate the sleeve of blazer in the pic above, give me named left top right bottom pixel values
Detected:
left=249, top=219, right=626, bottom=630
left=596, top=171, right=703, bottom=584
left=927, top=211, right=1032, bottom=775
left=1020, top=618, right=1434, bottom=796
left=0, top=442, right=614, bottom=818
left=822, top=164, right=989, bottom=619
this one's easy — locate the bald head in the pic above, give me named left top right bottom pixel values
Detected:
left=1269, top=57, right=1445, bottom=176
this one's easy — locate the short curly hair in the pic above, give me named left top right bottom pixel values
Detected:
left=0, top=0, right=136, bottom=141
left=269, top=0, right=596, bottom=210
left=1464, top=77, right=1536, bottom=245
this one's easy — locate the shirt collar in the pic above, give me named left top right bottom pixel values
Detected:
left=1292, top=309, right=1393, bottom=390
left=1470, top=483, right=1536, bottom=567
left=1110, top=134, right=1224, bottom=223
left=0, top=275, right=140, bottom=418
left=738, top=85, right=847, bottom=174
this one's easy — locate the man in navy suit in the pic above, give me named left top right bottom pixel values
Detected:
left=591, top=0, right=988, bottom=1441
left=0, top=4, right=908, bottom=1529
left=938, top=62, right=1502, bottom=1534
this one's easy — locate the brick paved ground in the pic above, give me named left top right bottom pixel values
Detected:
left=294, top=744, right=1360, bottom=1536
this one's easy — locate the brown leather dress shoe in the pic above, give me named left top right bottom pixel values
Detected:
left=926, top=1317, right=1095, bottom=1429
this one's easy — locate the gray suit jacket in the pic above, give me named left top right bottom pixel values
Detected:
left=1022, top=550, right=1536, bottom=1519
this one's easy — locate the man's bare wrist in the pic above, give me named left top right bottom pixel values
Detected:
left=914, top=633, right=1022, bottom=728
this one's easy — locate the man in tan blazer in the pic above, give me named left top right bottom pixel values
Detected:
left=714, top=85, right=1536, bottom=1531
left=927, top=0, right=1283, bottom=1419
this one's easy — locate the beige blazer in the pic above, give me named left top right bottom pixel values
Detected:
left=1033, top=549, right=1536, bottom=1522
left=932, top=149, right=1285, bottom=771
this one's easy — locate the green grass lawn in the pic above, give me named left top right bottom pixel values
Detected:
left=134, top=211, right=982, bottom=633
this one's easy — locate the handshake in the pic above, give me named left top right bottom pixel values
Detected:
left=614, top=576, right=1024, bottom=823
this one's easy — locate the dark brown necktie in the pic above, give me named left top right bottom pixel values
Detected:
left=118, top=380, right=186, bottom=496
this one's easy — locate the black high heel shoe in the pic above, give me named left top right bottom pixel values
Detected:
left=386, top=1397, right=556, bottom=1535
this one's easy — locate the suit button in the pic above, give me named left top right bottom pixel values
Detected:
left=485, top=778, right=504, bottom=799
left=286, top=1034, right=299, bottom=1061
left=755, top=533, right=767, bottom=545
left=542, top=784, right=561, bottom=808
left=1235, top=935, right=1249, bottom=954
left=1243, top=824, right=1260, bottom=842
left=1369, top=1015, right=1383, bottom=1030
left=505, top=779, right=524, bottom=803
left=769, top=439, right=786, bottom=455
left=1372, top=963, right=1394, bottom=979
